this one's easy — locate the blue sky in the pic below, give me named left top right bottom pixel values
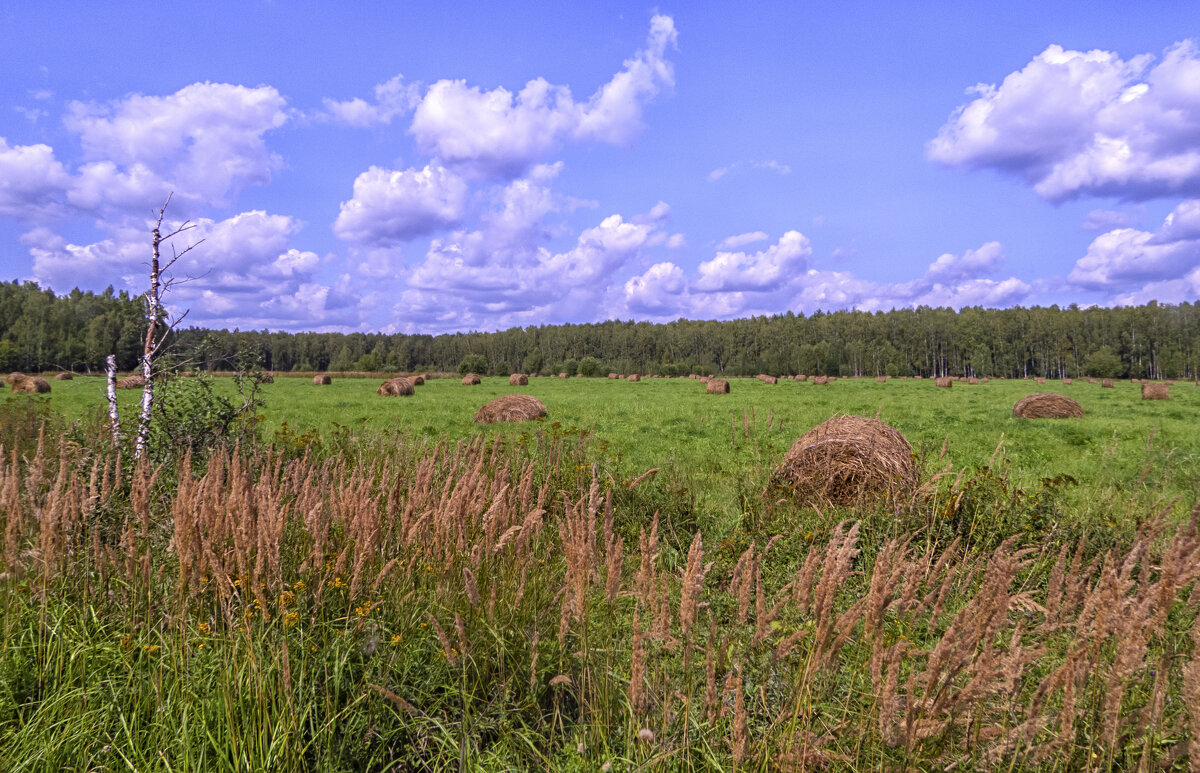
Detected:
left=2, top=1, right=1199, bottom=333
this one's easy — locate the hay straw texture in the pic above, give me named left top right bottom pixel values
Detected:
left=313, top=374, right=332, bottom=385
left=935, top=377, right=952, bottom=388
left=796, top=374, right=808, bottom=381
left=1035, top=377, right=1046, bottom=384
left=1061, top=378, right=1073, bottom=385
left=968, top=377, right=978, bottom=385
left=378, top=378, right=415, bottom=396
left=115, top=375, right=146, bottom=389
left=1102, top=378, right=1114, bottom=388
left=813, top=376, right=829, bottom=385
left=706, top=379, right=730, bottom=394
left=772, top=415, right=917, bottom=507
left=261, top=373, right=275, bottom=383
left=1012, top=393, right=1084, bottom=419
left=54, top=372, right=73, bottom=381
left=508, top=373, right=528, bottom=386
left=627, top=374, right=641, bottom=382
left=876, top=376, right=887, bottom=383
left=462, top=374, right=481, bottom=386
left=608, top=373, right=619, bottom=379
left=181, top=371, right=195, bottom=377
left=756, top=374, right=777, bottom=385
left=412, top=376, right=424, bottom=385
left=473, top=394, right=547, bottom=424
left=1142, top=383, right=1169, bottom=400
left=11, top=376, right=50, bottom=393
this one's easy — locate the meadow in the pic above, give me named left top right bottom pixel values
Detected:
left=1, top=373, right=1198, bottom=771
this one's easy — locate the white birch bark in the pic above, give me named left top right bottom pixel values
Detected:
left=133, top=219, right=163, bottom=460
left=105, top=354, right=121, bottom=444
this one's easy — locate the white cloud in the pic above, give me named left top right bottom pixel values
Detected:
left=929, top=40, right=1200, bottom=201
left=707, top=160, right=792, bottom=182
left=694, top=231, right=811, bottom=292
left=0, top=138, right=73, bottom=219
left=717, top=231, right=768, bottom=250
left=333, top=162, right=469, bottom=245
left=1069, top=199, right=1200, bottom=291
left=1081, top=208, right=1140, bottom=231
left=322, top=74, right=421, bottom=127
left=409, top=14, right=676, bottom=178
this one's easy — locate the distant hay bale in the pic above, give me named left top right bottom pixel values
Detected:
left=627, top=374, right=641, bottom=382
left=935, top=377, right=952, bottom=388
left=461, top=373, right=482, bottom=386
left=11, top=376, right=50, bottom=394
left=1165, top=380, right=1175, bottom=386
left=1088, top=378, right=1097, bottom=384
left=706, top=379, right=730, bottom=394
left=1013, top=393, right=1084, bottom=419
left=796, top=374, right=808, bottom=381
left=1101, top=378, right=1114, bottom=388
left=968, top=377, right=979, bottom=385
left=914, top=375, right=924, bottom=379
left=260, top=372, right=275, bottom=383
left=412, top=375, right=424, bottom=385
left=474, top=394, right=547, bottom=424
left=1035, top=377, right=1046, bottom=384
left=378, top=377, right=415, bottom=396
left=772, top=415, right=917, bottom=507
left=813, top=376, right=829, bottom=385
left=558, top=373, right=568, bottom=379
left=1061, top=378, right=1073, bottom=385
left=756, top=374, right=777, bottom=385
left=55, top=372, right=73, bottom=381
left=981, top=377, right=989, bottom=382
left=509, top=373, right=528, bottom=386
left=1142, top=383, right=1169, bottom=400
left=876, top=376, right=887, bottom=383
left=313, top=374, right=332, bottom=385
left=609, top=373, right=619, bottom=379
left=181, top=370, right=195, bottom=377
left=115, top=374, right=146, bottom=389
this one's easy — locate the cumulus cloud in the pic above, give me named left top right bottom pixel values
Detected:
left=333, top=162, right=469, bottom=245
left=322, top=74, right=421, bottom=127
left=0, top=138, right=73, bottom=219
left=929, top=40, right=1200, bottom=201
left=694, top=231, right=811, bottom=292
left=1069, top=199, right=1200, bottom=294
left=1081, top=208, right=1141, bottom=231
left=409, top=14, right=676, bottom=178
left=717, top=231, right=768, bottom=250
left=708, top=160, right=792, bottom=182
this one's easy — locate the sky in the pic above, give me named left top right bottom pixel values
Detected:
left=2, top=1, right=1199, bottom=334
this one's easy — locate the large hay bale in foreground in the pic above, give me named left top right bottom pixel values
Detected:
left=812, top=376, right=829, bottom=385
left=935, top=377, right=952, bottom=388
left=1101, top=378, right=1114, bottom=388
left=462, top=374, right=481, bottom=386
left=1013, top=393, right=1084, bottom=419
left=116, top=375, right=146, bottom=389
left=55, top=372, right=73, bottom=381
left=1142, top=383, right=1169, bottom=400
left=313, top=374, right=332, bottom=385
left=378, top=377, right=415, bottom=396
left=509, top=373, right=528, bottom=386
left=474, top=394, right=547, bottom=424
left=772, top=415, right=917, bottom=507
left=627, top=374, right=641, bottom=382
left=706, top=379, right=730, bottom=394
left=11, top=376, right=50, bottom=394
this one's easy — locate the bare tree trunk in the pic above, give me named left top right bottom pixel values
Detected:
left=134, top=215, right=164, bottom=460
left=105, top=354, right=121, bottom=444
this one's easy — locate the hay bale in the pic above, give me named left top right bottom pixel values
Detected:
left=935, top=377, right=952, bottom=388
left=261, top=372, right=275, bottom=384
left=181, top=370, right=195, bottom=377
left=706, top=379, right=730, bottom=394
left=1088, top=378, right=1097, bottom=384
left=474, top=394, right=547, bottom=424
left=813, top=376, right=829, bottom=385
left=55, top=372, right=73, bottom=381
left=378, top=377, right=415, bottom=396
left=11, top=376, right=50, bottom=394
left=627, top=374, right=640, bottom=382
left=557, top=372, right=568, bottom=379
left=914, top=375, right=923, bottom=379
left=796, top=374, right=808, bottom=381
left=876, top=376, right=887, bottom=383
left=609, top=372, right=619, bottom=379
left=1165, top=380, right=1175, bottom=386
left=772, top=415, right=917, bottom=507
left=1035, top=377, right=1046, bottom=384
left=509, top=373, right=529, bottom=386
left=313, top=374, right=332, bottom=385
left=756, top=374, right=777, bottom=385
left=1061, top=378, right=1073, bottom=385
left=412, top=375, right=424, bottom=386
left=1101, top=378, right=1114, bottom=388
left=462, top=373, right=481, bottom=386
left=968, top=377, right=979, bottom=385
left=1142, top=383, right=1169, bottom=400
left=115, top=374, right=146, bottom=389
left=1012, top=393, right=1084, bottom=419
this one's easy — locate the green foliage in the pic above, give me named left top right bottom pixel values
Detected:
left=522, top=347, right=544, bottom=375
left=578, top=356, right=601, bottom=377
left=458, top=353, right=488, bottom=376
left=1085, top=345, right=1125, bottom=377
left=562, top=358, right=579, bottom=376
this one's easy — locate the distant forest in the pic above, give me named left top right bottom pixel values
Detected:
left=1, top=280, right=1198, bottom=380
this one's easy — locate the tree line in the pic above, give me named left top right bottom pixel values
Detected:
left=1, top=280, right=1197, bottom=380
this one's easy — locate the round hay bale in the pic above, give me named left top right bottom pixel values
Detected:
left=796, top=374, right=808, bottom=381
left=1165, top=380, right=1175, bottom=386
left=914, top=375, right=924, bottom=379
left=1101, top=378, right=1114, bottom=388
left=935, top=377, right=952, bottom=388
left=608, top=372, right=619, bottom=379
left=627, top=374, right=640, bottom=382
left=313, top=374, right=332, bottom=385
left=509, top=373, right=529, bottom=386
left=1088, top=378, right=1097, bottom=384
left=706, top=379, right=730, bottom=394
left=981, top=377, right=989, bottom=382
left=462, top=373, right=482, bottom=386
left=474, top=394, right=547, bottom=424
left=1012, top=393, right=1084, bottom=419
left=11, top=376, right=50, bottom=394
left=558, top=372, right=568, bottom=379
left=55, top=372, right=73, bottom=380
left=812, top=376, right=829, bottom=385
left=756, top=374, right=777, bottom=385
left=412, top=375, right=425, bottom=385
left=1061, top=378, right=1073, bottom=385
left=1035, top=377, right=1046, bottom=384
left=1142, top=383, right=1169, bottom=400
left=181, top=370, right=195, bottom=377
left=876, top=376, right=887, bottom=383
left=378, top=377, right=415, bottom=396
left=115, top=374, right=146, bottom=389
left=772, top=415, right=917, bottom=507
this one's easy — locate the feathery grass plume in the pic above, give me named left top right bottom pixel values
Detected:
left=462, top=567, right=480, bottom=607
left=605, top=532, right=624, bottom=607
left=729, top=543, right=756, bottom=626
left=678, top=532, right=707, bottom=639
left=731, top=664, right=748, bottom=765
left=635, top=513, right=660, bottom=612
left=427, top=612, right=457, bottom=666
left=1185, top=621, right=1200, bottom=770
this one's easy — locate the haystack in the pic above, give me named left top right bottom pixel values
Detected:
left=509, top=373, right=528, bottom=386
left=706, top=379, right=730, bottom=394
left=181, top=371, right=195, bottom=377
left=968, top=377, right=979, bottom=385
left=772, top=415, right=917, bottom=507
left=462, top=373, right=481, bottom=386
left=1101, top=378, right=1114, bottom=388
left=8, top=372, right=28, bottom=386
left=474, top=394, right=547, bottom=424
left=11, top=376, right=50, bottom=394
left=609, top=373, right=619, bottom=379
left=1142, top=383, right=1169, bottom=400
left=1012, top=393, right=1084, bottom=419
left=412, top=375, right=424, bottom=385
left=627, top=374, right=641, bottom=382
left=55, top=372, right=73, bottom=380
left=115, top=375, right=146, bottom=389
left=876, top=376, right=887, bottom=383
left=1061, top=378, right=1073, bottom=385
left=261, top=372, right=275, bottom=384
left=796, top=374, right=808, bottom=381
left=1035, top=378, right=1046, bottom=384
left=558, top=373, right=568, bottom=379
left=813, top=376, right=829, bottom=385
left=378, top=377, right=415, bottom=396
left=756, top=374, right=777, bottom=385
left=313, top=374, right=332, bottom=385
left=935, top=377, right=952, bottom=388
